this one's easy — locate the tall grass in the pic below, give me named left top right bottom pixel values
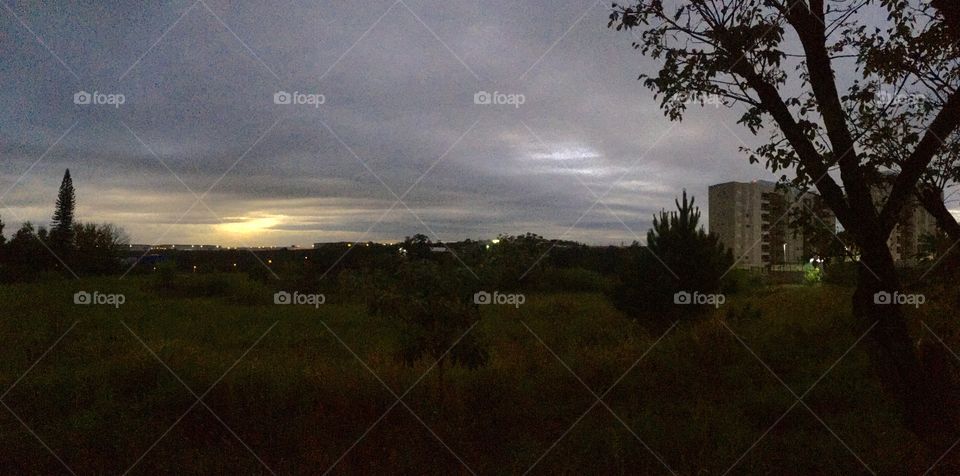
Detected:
left=0, top=276, right=948, bottom=474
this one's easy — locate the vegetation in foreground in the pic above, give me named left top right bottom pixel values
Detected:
left=2, top=275, right=959, bottom=475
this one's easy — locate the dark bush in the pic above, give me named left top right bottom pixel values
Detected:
left=611, top=191, right=733, bottom=323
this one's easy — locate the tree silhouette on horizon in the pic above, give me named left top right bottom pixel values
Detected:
left=50, top=169, right=75, bottom=254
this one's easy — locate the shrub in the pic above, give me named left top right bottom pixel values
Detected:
left=611, top=191, right=733, bottom=323
left=370, top=260, right=488, bottom=403
left=481, top=233, right=551, bottom=290
left=803, top=263, right=823, bottom=285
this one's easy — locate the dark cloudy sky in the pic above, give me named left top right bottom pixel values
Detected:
left=0, top=0, right=780, bottom=247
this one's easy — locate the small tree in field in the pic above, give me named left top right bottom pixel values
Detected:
left=72, top=223, right=129, bottom=275
left=613, top=191, right=732, bottom=322
left=371, top=260, right=488, bottom=405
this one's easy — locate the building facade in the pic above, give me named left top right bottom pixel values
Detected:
left=871, top=179, right=939, bottom=265
left=708, top=181, right=835, bottom=268
left=710, top=179, right=940, bottom=268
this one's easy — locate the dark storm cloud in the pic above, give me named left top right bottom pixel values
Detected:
left=0, top=0, right=778, bottom=246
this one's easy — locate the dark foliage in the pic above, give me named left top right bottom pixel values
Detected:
left=49, top=169, right=76, bottom=254
left=612, top=191, right=732, bottom=321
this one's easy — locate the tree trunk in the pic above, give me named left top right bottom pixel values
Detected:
left=854, top=238, right=948, bottom=437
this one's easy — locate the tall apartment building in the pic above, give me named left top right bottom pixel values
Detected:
left=708, top=181, right=834, bottom=268
left=709, top=179, right=940, bottom=268
left=871, top=177, right=939, bottom=265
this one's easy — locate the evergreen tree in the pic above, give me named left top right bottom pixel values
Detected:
left=612, top=191, right=732, bottom=323
left=50, top=169, right=76, bottom=252
left=0, top=214, right=5, bottom=246
left=646, top=190, right=732, bottom=295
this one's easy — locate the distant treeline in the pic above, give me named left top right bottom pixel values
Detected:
left=0, top=169, right=129, bottom=282
left=127, top=233, right=627, bottom=290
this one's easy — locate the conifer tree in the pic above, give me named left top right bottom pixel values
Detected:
left=50, top=169, right=76, bottom=252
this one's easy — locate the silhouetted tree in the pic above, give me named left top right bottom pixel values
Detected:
left=608, top=0, right=960, bottom=434
left=50, top=169, right=76, bottom=254
left=647, top=191, right=732, bottom=290
left=72, top=223, right=129, bottom=275
left=402, top=233, right=433, bottom=260
left=612, top=191, right=732, bottom=323
left=483, top=233, right=550, bottom=289
left=4, top=223, right=46, bottom=282
left=0, top=215, right=5, bottom=247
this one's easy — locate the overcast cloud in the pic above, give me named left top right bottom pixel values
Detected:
left=0, top=0, right=779, bottom=246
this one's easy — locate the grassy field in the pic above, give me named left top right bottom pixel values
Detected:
left=0, top=275, right=956, bottom=474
